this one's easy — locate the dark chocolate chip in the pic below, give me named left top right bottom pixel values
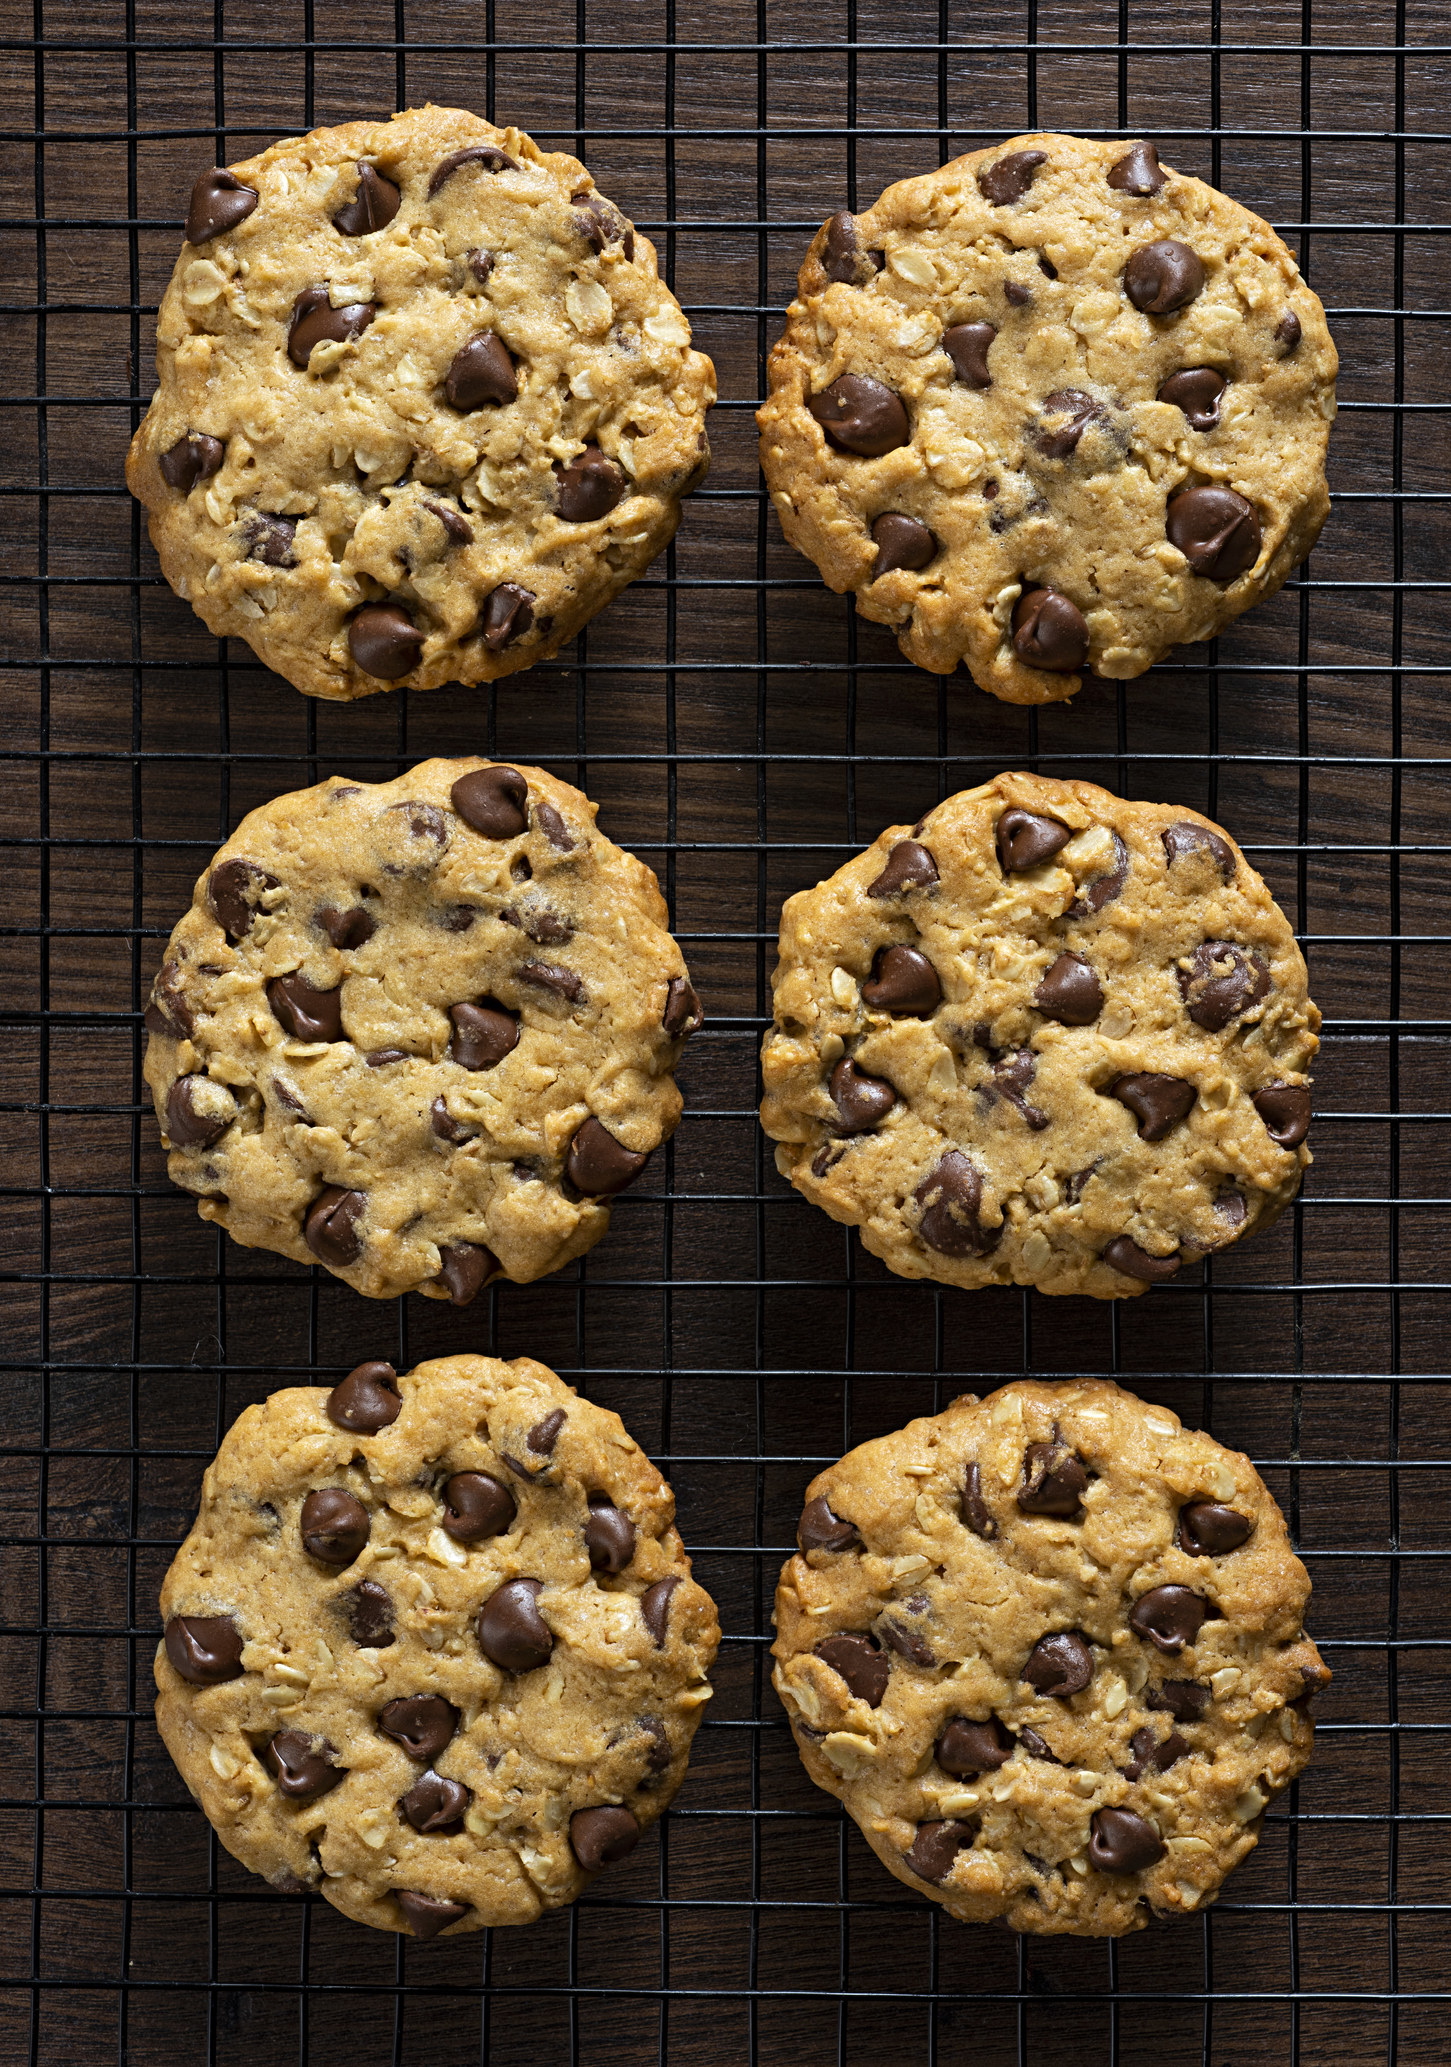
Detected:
left=1021, top=1631, right=1093, bottom=1698
left=477, top=1578, right=552, bottom=1671
left=1035, top=388, right=1103, bottom=460
left=1034, top=952, right=1103, bottom=1025
left=1111, top=1072, right=1197, bottom=1142
left=528, top=1409, right=566, bottom=1457
left=300, top=1487, right=370, bottom=1566
left=1179, top=1501, right=1253, bottom=1555
left=287, top=285, right=376, bottom=367
left=1129, top=1584, right=1208, bottom=1653
left=572, top=189, right=625, bottom=251
left=267, top=1730, right=344, bottom=1799
left=641, top=1577, right=679, bottom=1647
left=943, top=321, right=995, bottom=388
left=534, top=801, right=575, bottom=852
left=961, top=1460, right=997, bottom=1538
left=520, top=959, right=585, bottom=1002
left=866, top=839, right=938, bottom=898
left=1177, top=939, right=1271, bottom=1031
left=144, top=960, right=195, bottom=1038
left=160, top=432, right=225, bottom=491
left=798, top=1495, right=860, bottom=1553
left=428, top=144, right=518, bottom=197
left=267, top=974, right=342, bottom=1043
left=164, top=1614, right=243, bottom=1684
left=915, top=1151, right=996, bottom=1257
left=585, top=1493, right=636, bottom=1573
left=1124, top=239, right=1205, bottom=314
left=978, top=150, right=1048, bottom=204
left=905, top=1819, right=975, bottom=1884
left=814, top=1632, right=888, bottom=1707
left=1107, top=141, right=1165, bottom=196
left=332, top=162, right=401, bottom=236
left=449, top=1000, right=520, bottom=1070
left=570, top=1805, right=641, bottom=1870
left=1162, top=821, right=1237, bottom=880
left=937, top=1717, right=1013, bottom=1776
left=871, top=511, right=936, bottom=574
left=346, top=1579, right=395, bottom=1647
left=1253, top=1083, right=1312, bottom=1148
left=876, top=1614, right=936, bottom=1669
left=379, top=1694, right=459, bottom=1761
left=1166, top=486, right=1261, bottom=581
left=244, top=512, right=298, bottom=567
left=394, top=1890, right=469, bottom=1939
left=821, top=209, right=884, bottom=285
left=424, top=498, right=474, bottom=544
left=829, top=1056, right=897, bottom=1135
left=387, top=800, right=449, bottom=851
left=566, top=1117, right=649, bottom=1195
left=348, top=603, right=424, bottom=679
left=1146, top=1678, right=1210, bottom=1720
left=861, top=943, right=940, bottom=1015
left=318, top=905, right=377, bottom=949
left=479, top=581, right=535, bottom=649
left=1089, top=1806, right=1164, bottom=1873
left=444, top=330, right=518, bottom=409
left=400, top=1771, right=470, bottom=1833
left=186, top=167, right=258, bottom=244
left=809, top=375, right=910, bottom=458
left=997, top=808, right=1071, bottom=871
left=208, top=857, right=278, bottom=941
left=1012, top=588, right=1089, bottom=672
left=1276, top=310, right=1302, bottom=352
left=365, top=1048, right=409, bottom=1067
left=1004, top=280, right=1031, bottom=306
left=1103, top=1234, right=1181, bottom=1283
left=1019, top=1728, right=1059, bottom=1763
left=166, top=1076, right=230, bottom=1149
left=556, top=446, right=626, bottom=522
left=1066, top=830, right=1129, bottom=918
left=451, top=765, right=529, bottom=837
left=1018, top=1438, right=1089, bottom=1516
left=442, top=1472, right=517, bottom=1542
left=1157, top=366, right=1226, bottom=430
left=638, top=1714, right=672, bottom=1773
left=1125, top=1724, right=1189, bottom=1779
left=304, top=1186, right=366, bottom=1267
left=326, top=1360, right=400, bottom=1433
left=663, top=976, right=704, bottom=1036
left=986, top=1046, right=1049, bottom=1131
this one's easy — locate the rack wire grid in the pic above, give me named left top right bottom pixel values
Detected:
left=1, top=0, right=1448, bottom=2062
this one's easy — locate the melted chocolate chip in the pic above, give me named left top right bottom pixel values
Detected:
left=1179, top=1501, right=1253, bottom=1555
left=1018, top=1727, right=1059, bottom=1762
left=1124, top=239, right=1205, bottom=313
left=1129, top=1584, right=1209, bottom=1653
left=395, top=1891, right=469, bottom=1939
left=332, top=162, right=401, bottom=236
left=267, top=1730, right=344, bottom=1799
left=160, top=432, right=225, bottom=491
left=1125, top=1725, right=1189, bottom=1779
left=1111, top=1072, right=1197, bottom=1142
left=572, top=189, right=625, bottom=251
left=164, top=1614, right=243, bottom=1684
left=566, top=1117, right=649, bottom=1196
left=1276, top=310, right=1302, bottom=352
left=1162, top=821, right=1237, bottom=880
left=1018, top=1437, right=1089, bottom=1516
left=304, top=1186, right=366, bottom=1267
left=1107, top=141, right=1165, bottom=196
left=1158, top=366, right=1226, bottom=430
left=961, top=1461, right=997, bottom=1538
left=445, top=330, right=518, bottom=409
left=442, top=1472, right=516, bottom=1542
left=1034, top=951, right=1103, bottom=1025
left=479, top=581, right=535, bottom=649
left=905, top=1819, right=976, bottom=1884
left=1102, top=1235, right=1181, bottom=1283
left=861, top=943, right=940, bottom=1015
left=808, top=374, right=910, bottom=457
left=1166, top=487, right=1262, bottom=582
left=829, top=1056, right=896, bottom=1134
left=570, top=1805, right=641, bottom=1870
left=798, top=1495, right=861, bottom=1553
left=300, top=1487, right=370, bottom=1566
left=186, top=167, right=258, bottom=244
left=1012, top=587, right=1089, bottom=672
left=400, top=1771, right=470, bottom=1833
left=1022, top=1631, right=1093, bottom=1698
left=1146, top=1679, right=1209, bottom=1720
left=943, top=321, right=995, bottom=388
left=267, top=974, right=342, bottom=1043
left=978, top=150, right=1048, bottom=204
left=438, top=1240, right=499, bottom=1307
left=997, top=808, right=1071, bottom=872
left=641, top=1577, right=679, bottom=1647
left=822, top=209, right=884, bottom=285
left=871, top=512, right=936, bottom=574
left=346, top=1579, right=394, bottom=1647
left=916, top=1151, right=996, bottom=1257
left=477, top=1578, right=552, bottom=1672
left=428, top=144, right=518, bottom=197
left=1177, top=940, right=1271, bottom=1031
left=450, top=1000, right=520, bottom=1070
left=585, top=1494, right=636, bottom=1573
left=937, top=1717, right=1013, bottom=1776
left=1089, top=1806, right=1164, bottom=1873
left=243, top=512, right=297, bottom=567
left=814, top=1632, right=888, bottom=1707
left=663, top=977, right=704, bottom=1037
left=326, top=1360, right=400, bottom=1433
left=165, top=1076, right=230, bottom=1149
left=317, top=905, right=377, bottom=949
left=1253, top=1083, right=1312, bottom=1147
left=1035, top=389, right=1104, bottom=460
left=348, top=603, right=424, bottom=679
left=287, top=285, right=376, bottom=367
left=985, top=1046, right=1049, bottom=1130
left=207, top=857, right=278, bottom=942
left=876, top=1614, right=936, bottom=1669
left=520, top=959, right=585, bottom=1002
left=451, top=764, right=528, bottom=838
left=556, top=446, right=627, bottom=522
left=424, top=498, right=474, bottom=544
left=866, top=839, right=938, bottom=898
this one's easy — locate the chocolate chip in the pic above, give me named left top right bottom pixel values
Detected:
left=479, top=582, right=535, bottom=649
left=1004, top=280, right=1031, bottom=306
left=942, top=321, right=995, bottom=388
left=520, top=959, right=585, bottom=1002
left=186, top=167, right=258, bottom=244
left=866, top=839, right=938, bottom=898
left=164, top=1614, right=243, bottom=1684
left=332, top=161, right=401, bottom=235
left=444, top=330, right=518, bottom=409
left=243, top=512, right=297, bottom=568
left=861, top=943, right=940, bottom=1016
left=876, top=1614, right=936, bottom=1669
left=1129, top=1585, right=1208, bottom=1653
left=1111, top=1072, right=1197, bottom=1142
left=1179, top=1501, right=1253, bottom=1555
left=208, top=857, right=278, bottom=941
left=1177, top=940, right=1271, bottom=1031
left=556, top=446, right=627, bottom=522
left=527, top=803, right=571, bottom=855
left=1215, top=1188, right=1248, bottom=1233
left=822, top=209, right=884, bottom=284
left=1089, top=1807, right=1164, bottom=1873
left=394, top=1890, right=469, bottom=1940
left=504, top=900, right=572, bottom=946
left=572, top=189, right=625, bottom=250
left=571, top=1805, right=641, bottom=1870
left=1124, top=239, right=1205, bottom=314
left=566, top=1117, right=649, bottom=1196
left=527, top=1409, right=566, bottom=1459
left=663, top=976, right=704, bottom=1036
left=304, top=1186, right=366, bottom=1267
left=451, top=765, right=528, bottom=837
left=326, top=1360, right=400, bottom=1433
left=346, top=1579, right=395, bottom=1647
left=424, top=499, right=474, bottom=544
left=814, top=1632, right=888, bottom=1707
left=1253, top=1083, right=1312, bottom=1147
left=449, top=1000, right=520, bottom=1071
left=1162, top=821, right=1236, bottom=880
left=809, top=374, right=910, bottom=458
left=1035, top=389, right=1103, bottom=460
left=1103, top=1235, right=1181, bottom=1282
left=997, top=808, right=1071, bottom=871
left=1018, top=1438, right=1088, bottom=1516
left=871, top=512, right=936, bottom=574
left=978, top=150, right=1048, bottom=204
left=986, top=1047, right=1049, bottom=1130
left=1166, top=486, right=1261, bottom=582
left=798, top=1495, right=860, bottom=1553
left=379, top=1695, right=459, bottom=1761
left=287, top=285, right=376, bottom=367
left=916, top=1152, right=996, bottom=1258
left=365, top=1048, right=409, bottom=1067
left=267, top=974, right=342, bottom=1043
left=318, top=905, right=376, bottom=949
left=1107, top=141, right=1165, bottom=196
left=477, top=1577, right=552, bottom=1671
left=961, top=1460, right=997, bottom=1538
left=1146, top=1678, right=1209, bottom=1720
left=165, top=1076, right=230, bottom=1149
left=641, top=1577, right=679, bottom=1647
left=144, top=960, right=195, bottom=1038
left=1125, top=1725, right=1189, bottom=1779
left=1018, top=1728, right=1058, bottom=1762
left=1033, top=952, right=1102, bottom=1026
left=637, top=1714, right=672, bottom=1773
left=267, top=1730, right=344, bottom=1799
left=160, top=432, right=225, bottom=491
left=441, top=1472, right=517, bottom=1543
left=300, top=1488, right=370, bottom=1566
left=584, top=1494, right=636, bottom=1574
left=348, top=601, right=424, bottom=679
left=1276, top=310, right=1302, bottom=352
left=399, top=1771, right=470, bottom=1833
left=936, top=1717, right=1013, bottom=1776
left=428, top=144, right=518, bottom=196
left=436, top=1241, right=499, bottom=1307
left=829, top=1056, right=897, bottom=1135
left=905, top=1819, right=975, bottom=1884
left=1157, top=366, right=1226, bottom=430
left=387, top=800, right=449, bottom=852
left=1012, top=588, right=1089, bottom=672
left=1021, top=1631, right=1093, bottom=1698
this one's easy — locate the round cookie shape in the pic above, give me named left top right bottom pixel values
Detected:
left=141, top=757, right=703, bottom=1301
left=759, top=771, right=1319, bottom=1299
left=773, top=1379, right=1328, bottom=1937
left=125, top=104, right=715, bottom=700
left=757, top=132, right=1335, bottom=704
left=154, top=1354, right=720, bottom=1936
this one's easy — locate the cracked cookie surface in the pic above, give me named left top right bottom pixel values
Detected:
left=143, top=756, right=702, bottom=1301
left=126, top=104, right=714, bottom=699
left=156, top=1353, right=720, bottom=1936
left=773, top=1378, right=1327, bottom=1936
left=758, top=132, right=1335, bottom=703
left=760, top=771, right=1318, bottom=1299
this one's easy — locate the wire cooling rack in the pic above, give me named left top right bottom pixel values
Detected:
left=2, top=1, right=1449, bottom=2061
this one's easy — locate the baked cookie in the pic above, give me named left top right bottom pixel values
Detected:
left=126, top=104, right=714, bottom=699
left=760, top=771, right=1318, bottom=1298
left=156, top=1353, right=720, bottom=1937
left=143, top=757, right=703, bottom=1302
left=773, top=1378, right=1328, bottom=1936
left=758, top=132, right=1335, bottom=702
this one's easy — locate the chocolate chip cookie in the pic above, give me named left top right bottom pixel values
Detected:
left=126, top=104, right=714, bottom=699
left=156, top=1353, right=720, bottom=1936
left=760, top=771, right=1318, bottom=1298
left=143, top=757, right=703, bottom=1301
left=773, top=1378, right=1328, bottom=1936
left=758, top=132, right=1335, bottom=703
